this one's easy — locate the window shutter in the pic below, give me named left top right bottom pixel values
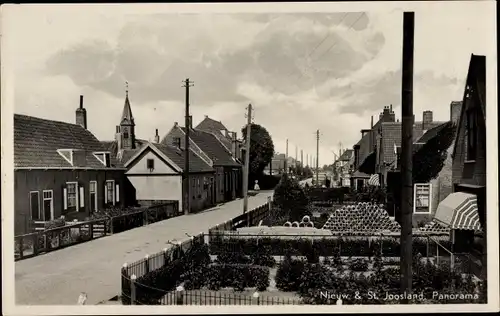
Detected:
left=63, top=188, right=68, bottom=210
left=116, top=184, right=120, bottom=203
left=104, top=184, right=108, bottom=205
left=80, top=186, right=85, bottom=208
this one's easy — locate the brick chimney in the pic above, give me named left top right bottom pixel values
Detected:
left=154, top=129, right=160, bottom=143
left=450, top=101, right=462, bottom=125
left=76, top=95, right=87, bottom=129
left=422, top=110, right=433, bottom=130
left=378, top=105, right=396, bottom=123
left=231, top=132, right=238, bottom=158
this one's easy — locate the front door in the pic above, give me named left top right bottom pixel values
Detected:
left=42, top=190, right=54, bottom=221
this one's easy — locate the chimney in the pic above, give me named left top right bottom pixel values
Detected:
left=75, top=95, right=87, bottom=129
left=231, top=132, right=238, bottom=158
left=174, top=122, right=178, bottom=127
left=422, top=111, right=433, bottom=130
left=154, top=129, right=160, bottom=143
left=450, top=101, right=462, bottom=124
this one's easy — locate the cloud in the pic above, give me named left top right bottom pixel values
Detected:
left=9, top=4, right=495, bottom=166
left=44, top=13, right=384, bottom=106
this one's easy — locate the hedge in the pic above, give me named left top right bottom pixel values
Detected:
left=209, top=236, right=441, bottom=258
left=205, top=264, right=270, bottom=291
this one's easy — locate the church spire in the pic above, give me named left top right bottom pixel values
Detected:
left=121, top=81, right=134, bottom=126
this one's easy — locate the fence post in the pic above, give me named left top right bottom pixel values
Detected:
left=163, top=248, right=169, bottom=266
left=130, top=274, right=137, bottom=305
left=450, top=252, right=455, bottom=270
left=176, top=285, right=185, bottom=305
left=109, top=216, right=114, bottom=235
left=253, top=291, right=259, bottom=305
left=145, top=255, right=150, bottom=273
left=32, top=233, right=39, bottom=256
left=436, top=244, right=440, bottom=266
left=426, top=236, right=429, bottom=258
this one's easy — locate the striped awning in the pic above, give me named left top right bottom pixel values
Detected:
left=367, top=174, right=380, bottom=186
left=434, top=192, right=482, bottom=231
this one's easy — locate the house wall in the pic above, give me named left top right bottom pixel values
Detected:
left=127, top=175, right=182, bottom=209
left=452, top=98, right=487, bottom=188
left=215, top=166, right=225, bottom=203
left=14, top=169, right=125, bottom=235
left=188, top=172, right=217, bottom=212
left=127, top=150, right=178, bottom=174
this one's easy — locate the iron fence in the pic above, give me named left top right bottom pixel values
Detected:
left=159, top=290, right=302, bottom=305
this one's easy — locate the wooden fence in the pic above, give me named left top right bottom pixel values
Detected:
left=121, top=200, right=274, bottom=305
left=14, top=201, right=179, bottom=261
left=14, top=219, right=108, bottom=261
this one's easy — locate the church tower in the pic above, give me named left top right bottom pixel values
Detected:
left=115, top=82, right=136, bottom=150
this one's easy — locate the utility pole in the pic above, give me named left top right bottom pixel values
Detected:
left=300, top=149, right=304, bottom=174
left=285, top=139, right=289, bottom=175
left=182, top=78, right=194, bottom=215
left=400, top=11, right=414, bottom=300
left=316, top=130, right=320, bottom=186
left=295, top=145, right=298, bottom=171
left=242, top=104, right=252, bottom=214
left=306, top=153, right=309, bottom=168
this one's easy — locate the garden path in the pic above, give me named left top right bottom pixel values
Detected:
left=15, top=191, right=273, bottom=306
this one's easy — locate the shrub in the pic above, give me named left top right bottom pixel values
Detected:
left=275, top=254, right=306, bottom=292
left=206, top=264, right=270, bottom=291
left=250, top=247, right=276, bottom=267
left=349, top=258, right=369, bottom=272
left=215, top=251, right=251, bottom=265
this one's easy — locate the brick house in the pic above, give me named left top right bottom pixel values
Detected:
left=161, top=118, right=243, bottom=204
left=195, top=115, right=243, bottom=161
left=14, top=96, right=125, bottom=235
left=101, top=91, right=214, bottom=213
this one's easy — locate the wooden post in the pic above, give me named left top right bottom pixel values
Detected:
left=130, top=274, right=137, bottom=305
left=145, top=254, right=150, bottom=273
left=89, top=221, right=94, bottom=239
left=109, top=217, right=114, bottom=235
left=33, top=233, right=39, bottom=256
left=176, top=285, right=185, bottom=305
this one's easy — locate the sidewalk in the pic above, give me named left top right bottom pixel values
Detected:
left=15, top=192, right=273, bottom=305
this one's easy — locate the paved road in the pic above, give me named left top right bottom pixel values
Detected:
left=15, top=192, right=273, bottom=305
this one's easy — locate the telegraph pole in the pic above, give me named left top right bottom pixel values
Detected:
left=400, top=12, right=414, bottom=299
left=285, top=139, right=289, bottom=175
left=316, top=130, right=320, bottom=186
left=242, top=104, right=252, bottom=214
left=300, top=149, right=304, bottom=174
left=295, top=145, right=298, bottom=171
left=306, top=153, right=309, bottom=168
left=182, top=78, right=194, bottom=215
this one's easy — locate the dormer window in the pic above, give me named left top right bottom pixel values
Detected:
left=57, top=149, right=74, bottom=166
left=93, top=152, right=111, bottom=167
left=173, top=137, right=181, bottom=148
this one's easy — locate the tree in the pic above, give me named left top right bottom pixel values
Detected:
left=413, top=122, right=456, bottom=183
left=241, top=123, right=275, bottom=178
left=273, top=173, right=310, bottom=221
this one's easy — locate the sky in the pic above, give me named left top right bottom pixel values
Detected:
left=2, top=2, right=496, bottom=166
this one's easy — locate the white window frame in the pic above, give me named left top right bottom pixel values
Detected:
left=105, top=180, right=116, bottom=206
left=42, top=190, right=54, bottom=221
left=413, top=183, right=432, bottom=214
left=66, top=182, right=79, bottom=212
left=89, top=181, right=98, bottom=212
left=29, top=191, right=41, bottom=221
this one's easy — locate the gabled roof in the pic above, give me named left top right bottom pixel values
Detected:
left=101, top=138, right=149, bottom=164
left=339, top=149, right=354, bottom=161
left=14, top=114, right=123, bottom=169
left=124, top=142, right=214, bottom=173
left=381, top=121, right=445, bottom=164
left=415, top=122, right=450, bottom=144
left=195, top=115, right=228, bottom=133
left=179, top=127, right=241, bottom=167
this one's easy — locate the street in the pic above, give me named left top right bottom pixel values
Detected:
left=15, top=192, right=273, bottom=305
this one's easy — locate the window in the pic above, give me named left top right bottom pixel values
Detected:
left=105, top=180, right=115, bottom=206
left=466, top=109, right=477, bottom=161
left=147, top=159, right=155, bottom=171
left=89, top=181, right=97, bottom=212
left=42, top=190, right=54, bottom=221
left=124, top=131, right=129, bottom=139
left=414, top=183, right=432, bottom=214
left=173, top=137, right=181, bottom=147
left=66, top=182, right=78, bottom=211
left=30, top=191, right=40, bottom=221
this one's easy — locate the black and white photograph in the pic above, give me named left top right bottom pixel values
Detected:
left=1, top=1, right=498, bottom=314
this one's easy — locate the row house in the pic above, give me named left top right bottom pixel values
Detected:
left=333, top=149, right=354, bottom=187
left=14, top=96, right=125, bottom=235
left=161, top=118, right=243, bottom=205
left=101, top=91, right=215, bottom=213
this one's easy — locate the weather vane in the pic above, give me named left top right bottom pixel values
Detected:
left=125, top=81, right=129, bottom=97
